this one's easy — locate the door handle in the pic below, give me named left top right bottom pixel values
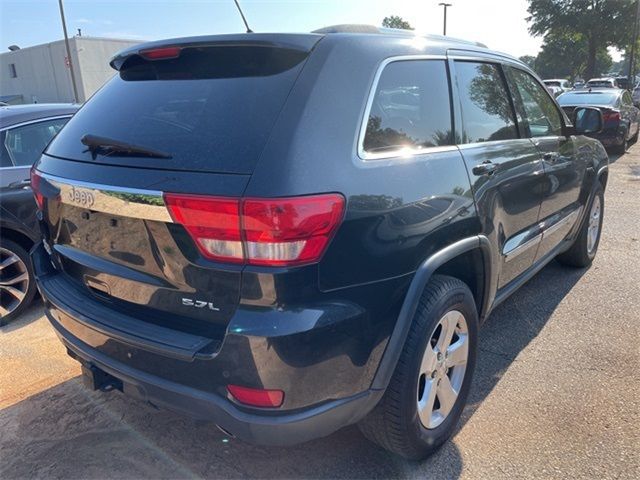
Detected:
left=543, top=152, right=560, bottom=163
left=472, top=161, right=497, bottom=176
left=8, top=179, right=31, bottom=189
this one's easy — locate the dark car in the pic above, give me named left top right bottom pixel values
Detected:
left=0, top=104, right=78, bottom=323
left=30, top=28, right=608, bottom=460
left=557, top=88, right=640, bottom=153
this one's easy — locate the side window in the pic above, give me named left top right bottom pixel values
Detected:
left=362, top=60, right=453, bottom=156
left=508, top=68, right=563, bottom=138
left=4, top=117, right=68, bottom=166
left=454, top=61, right=518, bottom=143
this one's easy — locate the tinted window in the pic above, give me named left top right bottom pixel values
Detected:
left=4, top=117, right=68, bottom=166
left=455, top=62, right=517, bottom=143
left=46, top=46, right=309, bottom=174
left=508, top=68, right=562, bottom=137
left=363, top=60, right=452, bottom=155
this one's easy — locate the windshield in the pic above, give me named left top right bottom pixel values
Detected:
left=544, top=81, right=561, bottom=87
left=558, top=92, right=618, bottom=106
left=45, top=45, right=309, bottom=174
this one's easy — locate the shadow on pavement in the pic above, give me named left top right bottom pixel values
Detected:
left=0, top=299, right=43, bottom=332
left=0, top=261, right=588, bottom=479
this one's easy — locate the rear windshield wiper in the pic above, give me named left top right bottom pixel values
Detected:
left=81, top=134, right=172, bottom=159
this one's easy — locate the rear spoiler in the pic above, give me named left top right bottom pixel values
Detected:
left=110, top=33, right=322, bottom=71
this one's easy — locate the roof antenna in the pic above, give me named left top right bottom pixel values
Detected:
left=233, top=0, right=253, bottom=33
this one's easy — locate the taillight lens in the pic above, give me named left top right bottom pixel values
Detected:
left=227, top=385, right=284, bottom=408
left=603, top=110, right=621, bottom=123
left=242, top=195, right=345, bottom=266
left=163, top=193, right=345, bottom=267
left=164, top=194, right=243, bottom=263
left=30, top=167, right=44, bottom=210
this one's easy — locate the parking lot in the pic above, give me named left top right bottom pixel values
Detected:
left=1, top=148, right=639, bottom=480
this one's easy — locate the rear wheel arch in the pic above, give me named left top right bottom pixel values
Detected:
left=0, top=227, right=35, bottom=253
left=371, top=235, right=493, bottom=391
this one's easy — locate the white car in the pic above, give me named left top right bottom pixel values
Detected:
left=543, top=78, right=572, bottom=93
left=586, top=77, right=618, bottom=88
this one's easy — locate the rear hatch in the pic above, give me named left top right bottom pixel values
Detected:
left=35, top=36, right=318, bottom=342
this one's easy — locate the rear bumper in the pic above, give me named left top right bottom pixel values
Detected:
left=49, top=312, right=381, bottom=445
left=32, top=242, right=385, bottom=445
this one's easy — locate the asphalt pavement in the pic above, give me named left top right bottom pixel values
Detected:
left=1, top=147, right=639, bottom=479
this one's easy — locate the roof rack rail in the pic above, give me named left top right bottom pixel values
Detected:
left=311, top=24, right=487, bottom=48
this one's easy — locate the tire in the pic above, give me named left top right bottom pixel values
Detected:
left=556, top=183, right=604, bottom=268
left=0, top=239, right=37, bottom=326
left=358, top=275, right=478, bottom=460
left=613, top=134, right=628, bottom=154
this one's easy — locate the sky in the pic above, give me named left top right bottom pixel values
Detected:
left=1, top=0, right=544, bottom=58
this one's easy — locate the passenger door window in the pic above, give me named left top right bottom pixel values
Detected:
left=454, top=61, right=518, bottom=144
left=507, top=68, right=563, bottom=138
left=4, top=117, right=68, bottom=166
left=362, top=60, right=453, bottom=156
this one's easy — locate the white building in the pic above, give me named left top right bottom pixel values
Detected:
left=0, top=36, right=140, bottom=104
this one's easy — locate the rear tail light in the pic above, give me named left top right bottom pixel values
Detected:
left=227, top=385, right=284, bottom=408
left=163, top=193, right=344, bottom=267
left=602, top=110, right=621, bottom=123
left=30, top=167, right=44, bottom=210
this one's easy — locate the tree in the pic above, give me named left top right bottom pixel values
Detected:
left=527, top=0, right=636, bottom=80
left=519, top=55, right=538, bottom=69
left=533, top=32, right=612, bottom=79
left=382, top=15, right=414, bottom=30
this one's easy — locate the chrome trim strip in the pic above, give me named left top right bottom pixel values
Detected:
left=357, top=55, right=449, bottom=161
left=504, top=233, right=542, bottom=263
left=39, top=172, right=173, bottom=223
left=543, top=208, right=581, bottom=238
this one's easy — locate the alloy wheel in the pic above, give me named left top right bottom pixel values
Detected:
left=417, top=310, right=469, bottom=429
left=0, top=247, right=30, bottom=318
left=587, top=195, right=601, bottom=255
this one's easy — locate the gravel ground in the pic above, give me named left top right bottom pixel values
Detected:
left=1, top=148, right=639, bottom=479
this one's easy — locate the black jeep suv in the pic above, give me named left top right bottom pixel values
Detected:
left=31, top=27, right=608, bottom=459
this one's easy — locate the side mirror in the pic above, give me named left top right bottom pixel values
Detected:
left=573, top=107, right=603, bottom=135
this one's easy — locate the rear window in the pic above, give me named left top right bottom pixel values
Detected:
left=45, top=46, right=309, bottom=174
left=558, top=92, right=618, bottom=106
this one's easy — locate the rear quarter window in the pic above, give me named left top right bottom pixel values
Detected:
left=361, top=60, right=453, bottom=158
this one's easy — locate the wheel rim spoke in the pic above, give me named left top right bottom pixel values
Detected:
left=0, top=285, right=26, bottom=302
left=436, top=374, right=458, bottom=417
left=0, top=271, right=29, bottom=286
left=445, top=334, right=468, bottom=368
left=0, top=254, right=20, bottom=271
left=436, top=311, right=458, bottom=352
left=418, top=378, right=438, bottom=427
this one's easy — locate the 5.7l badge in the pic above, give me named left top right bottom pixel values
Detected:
left=182, top=298, right=220, bottom=311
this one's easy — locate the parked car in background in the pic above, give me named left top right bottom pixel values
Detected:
left=557, top=88, right=639, bottom=153
left=615, top=76, right=631, bottom=90
left=0, top=103, right=78, bottom=324
left=573, top=80, right=586, bottom=89
left=586, top=77, right=618, bottom=88
left=31, top=28, right=608, bottom=460
left=543, top=78, right=572, bottom=93
left=545, top=84, right=564, bottom=97
left=632, top=84, right=640, bottom=106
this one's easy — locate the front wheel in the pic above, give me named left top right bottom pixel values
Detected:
left=557, top=184, right=604, bottom=268
left=358, top=275, right=478, bottom=460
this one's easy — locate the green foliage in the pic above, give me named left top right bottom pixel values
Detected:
left=532, top=32, right=612, bottom=79
left=381, top=15, right=414, bottom=30
left=527, top=0, right=636, bottom=79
